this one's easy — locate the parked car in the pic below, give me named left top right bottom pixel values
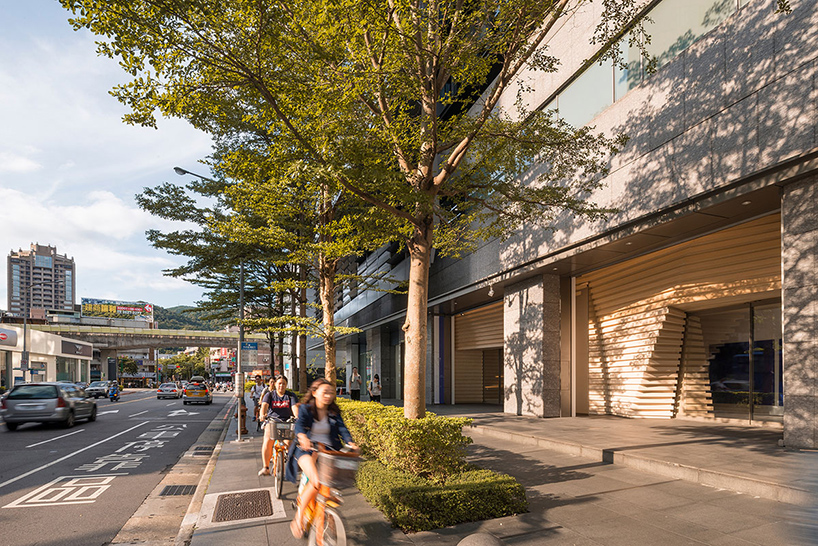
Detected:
left=183, top=383, right=212, bottom=405
left=1, top=382, right=97, bottom=430
left=157, top=382, right=182, bottom=399
left=74, top=381, right=89, bottom=389
left=85, top=381, right=109, bottom=398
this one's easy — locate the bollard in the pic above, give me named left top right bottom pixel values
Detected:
left=235, top=399, right=249, bottom=435
left=457, top=532, right=505, bottom=546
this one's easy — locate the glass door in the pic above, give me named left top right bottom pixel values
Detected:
left=751, top=302, right=783, bottom=421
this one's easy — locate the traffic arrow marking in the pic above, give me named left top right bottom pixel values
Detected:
left=168, top=409, right=199, bottom=417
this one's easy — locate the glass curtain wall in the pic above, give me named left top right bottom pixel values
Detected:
left=56, top=357, right=78, bottom=382
left=695, top=300, right=782, bottom=423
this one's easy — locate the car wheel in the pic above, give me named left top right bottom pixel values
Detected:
left=64, top=411, right=76, bottom=428
left=6, top=422, right=18, bottom=431
left=88, top=406, right=97, bottom=422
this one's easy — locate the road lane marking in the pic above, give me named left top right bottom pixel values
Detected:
left=98, top=410, right=120, bottom=415
left=0, top=421, right=150, bottom=490
left=169, top=409, right=199, bottom=417
left=129, top=410, right=148, bottom=417
left=166, top=402, right=177, bottom=406
left=3, top=475, right=126, bottom=508
left=26, top=429, right=85, bottom=448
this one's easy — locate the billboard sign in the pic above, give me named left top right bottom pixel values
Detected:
left=82, top=298, right=154, bottom=321
left=240, top=342, right=258, bottom=371
left=0, top=328, right=18, bottom=347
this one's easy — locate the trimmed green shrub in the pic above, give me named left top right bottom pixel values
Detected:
left=357, top=460, right=528, bottom=532
left=337, top=398, right=472, bottom=481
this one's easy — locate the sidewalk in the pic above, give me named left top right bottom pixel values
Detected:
left=184, top=402, right=818, bottom=545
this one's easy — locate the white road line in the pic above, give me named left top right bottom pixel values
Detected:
left=0, top=421, right=150, bottom=491
left=166, top=402, right=176, bottom=407
left=26, top=429, right=85, bottom=448
left=129, top=411, right=149, bottom=417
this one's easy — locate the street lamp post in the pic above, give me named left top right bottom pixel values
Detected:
left=174, top=166, right=247, bottom=441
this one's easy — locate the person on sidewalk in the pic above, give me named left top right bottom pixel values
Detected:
left=368, top=374, right=382, bottom=403
left=349, top=367, right=362, bottom=401
left=250, top=375, right=265, bottom=421
left=258, top=375, right=299, bottom=476
left=286, top=378, right=360, bottom=538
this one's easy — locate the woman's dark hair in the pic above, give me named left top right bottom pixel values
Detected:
left=301, top=378, right=340, bottom=417
left=374, top=374, right=380, bottom=380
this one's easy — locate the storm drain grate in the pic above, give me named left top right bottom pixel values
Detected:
left=207, top=428, right=221, bottom=432
left=160, top=485, right=197, bottom=496
left=212, top=490, right=273, bottom=522
left=193, top=446, right=215, bottom=456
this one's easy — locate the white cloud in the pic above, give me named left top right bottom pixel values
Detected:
left=0, top=151, right=43, bottom=173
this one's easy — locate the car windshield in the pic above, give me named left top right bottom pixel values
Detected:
left=89, top=381, right=106, bottom=387
left=8, top=385, right=59, bottom=399
left=161, top=383, right=176, bottom=388
left=187, top=384, right=206, bottom=391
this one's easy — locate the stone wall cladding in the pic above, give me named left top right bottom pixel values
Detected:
left=782, top=176, right=818, bottom=448
left=496, top=0, right=818, bottom=272
left=503, top=275, right=561, bottom=418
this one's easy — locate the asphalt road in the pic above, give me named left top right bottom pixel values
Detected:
left=0, top=389, right=231, bottom=546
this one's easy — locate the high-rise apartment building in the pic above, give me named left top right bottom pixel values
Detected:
left=7, top=244, right=76, bottom=318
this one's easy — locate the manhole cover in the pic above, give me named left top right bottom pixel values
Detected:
left=160, top=485, right=197, bottom=496
left=212, top=490, right=273, bottom=522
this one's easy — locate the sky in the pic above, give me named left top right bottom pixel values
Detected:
left=0, top=1, right=215, bottom=309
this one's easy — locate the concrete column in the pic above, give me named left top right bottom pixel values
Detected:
left=503, top=274, right=561, bottom=417
left=99, top=349, right=117, bottom=381
left=782, top=176, right=818, bottom=449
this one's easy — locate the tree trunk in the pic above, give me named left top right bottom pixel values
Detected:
left=290, top=291, right=298, bottom=388
left=299, top=264, right=308, bottom=393
left=319, top=252, right=338, bottom=386
left=402, top=217, right=434, bottom=419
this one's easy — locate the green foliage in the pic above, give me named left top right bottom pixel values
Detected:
left=155, top=305, right=227, bottom=330
left=117, top=356, right=138, bottom=375
left=356, top=460, right=528, bottom=533
left=337, top=399, right=471, bottom=482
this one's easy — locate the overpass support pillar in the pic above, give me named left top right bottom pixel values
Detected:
left=100, top=349, right=118, bottom=381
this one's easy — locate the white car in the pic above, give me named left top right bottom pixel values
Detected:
left=156, top=383, right=182, bottom=399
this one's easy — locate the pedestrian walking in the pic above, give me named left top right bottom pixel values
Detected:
left=368, top=374, right=382, bottom=403
left=350, top=367, right=362, bottom=400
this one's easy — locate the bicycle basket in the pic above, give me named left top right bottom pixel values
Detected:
left=273, top=421, right=295, bottom=441
left=317, top=452, right=360, bottom=489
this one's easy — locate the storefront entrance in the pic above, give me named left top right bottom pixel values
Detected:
left=695, top=300, right=783, bottom=423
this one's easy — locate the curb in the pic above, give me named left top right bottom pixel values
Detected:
left=467, top=424, right=813, bottom=506
left=174, top=398, right=237, bottom=546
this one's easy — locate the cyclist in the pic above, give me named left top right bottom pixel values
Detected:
left=258, top=376, right=299, bottom=476
left=286, top=378, right=359, bottom=538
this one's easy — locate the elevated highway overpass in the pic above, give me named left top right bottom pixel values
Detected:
left=31, top=324, right=269, bottom=350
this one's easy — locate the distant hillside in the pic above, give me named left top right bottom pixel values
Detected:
left=155, top=305, right=231, bottom=331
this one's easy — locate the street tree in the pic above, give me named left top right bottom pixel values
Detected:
left=62, top=0, right=666, bottom=418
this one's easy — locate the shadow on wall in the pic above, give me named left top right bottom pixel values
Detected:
left=503, top=278, right=546, bottom=416
left=498, top=0, right=817, bottom=273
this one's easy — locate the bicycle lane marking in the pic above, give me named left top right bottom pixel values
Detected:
left=0, top=421, right=150, bottom=490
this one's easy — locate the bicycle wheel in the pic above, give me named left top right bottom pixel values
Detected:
left=308, top=507, right=346, bottom=546
left=274, top=449, right=285, bottom=499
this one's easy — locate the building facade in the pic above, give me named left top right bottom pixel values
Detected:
left=0, top=325, right=92, bottom=388
left=328, top=0, right=818, bottom=449
left=7, top=244, right=76, bottom=318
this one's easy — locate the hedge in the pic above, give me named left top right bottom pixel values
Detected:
left=356, top=459, right=528, bottom=532
left=337, top=398, right=472, bottom=481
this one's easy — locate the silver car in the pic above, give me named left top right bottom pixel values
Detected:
left=156, top=382, right=182, bottom=399
left=85, top=380, right=109, bottom=398
left=1, top=382, right=97, bottom=431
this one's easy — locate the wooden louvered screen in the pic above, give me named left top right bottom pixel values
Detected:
left=455, top=302, right=504, bottom=350
left=580, top=214, right=781, bottom=419
left=454, top=350, right=484, bottom=403
left=676, top=315, right=713, bottom=417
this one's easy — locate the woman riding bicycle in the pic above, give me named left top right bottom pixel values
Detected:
left=258, top=375, right=299, bottom=476
left=285, top=378, right=359, bottom=538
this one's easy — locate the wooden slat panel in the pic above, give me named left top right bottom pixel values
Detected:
left=455, top=302, right=504, bottom=350
left=483, top=349, right=501, bottom=404
left=455, top=350, right=483, bottom=403
left=582, top=215, right=780, bottom=419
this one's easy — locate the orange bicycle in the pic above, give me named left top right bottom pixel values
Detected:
left=266, top=418, right=295, bottom=499
left=295, top=445, right=360, bottom=546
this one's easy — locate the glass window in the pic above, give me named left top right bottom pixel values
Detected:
left=557, top=59, right=614, bottom=127
left=34, top=255, right=53, bottom=269
left=614, top=33, right=643, bottom=100
left=643, top=0, right=736, bottom=70
left=752, top=303, right=782, bottom=419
